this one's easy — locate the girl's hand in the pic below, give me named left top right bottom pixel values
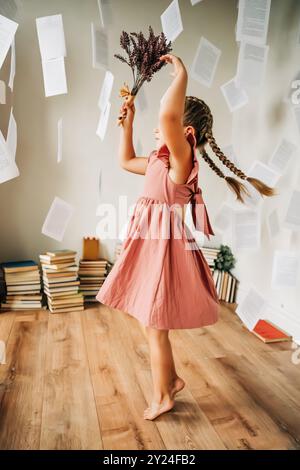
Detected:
left=159, top=54, right=186, bottom=77
left=119, top=101, right=135, bottom=129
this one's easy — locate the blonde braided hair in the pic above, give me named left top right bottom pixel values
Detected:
left=184, top=96, right=277, bottom=202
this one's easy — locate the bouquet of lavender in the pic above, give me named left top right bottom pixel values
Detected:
left=114, top=25, right=172, bottom=126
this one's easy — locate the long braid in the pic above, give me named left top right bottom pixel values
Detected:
left=184, top=96, right=278, bottom=202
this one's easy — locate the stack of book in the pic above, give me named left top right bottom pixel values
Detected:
left=0, top=260, right=42, bottom=310
left=78, top=259, right=112, bottom=303
left=213, top=270, right=238, bottom=303
left=201, top=246, right=220, bottom=274
left=39, top=250, right=84, bottom=313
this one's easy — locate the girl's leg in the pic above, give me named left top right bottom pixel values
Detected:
left=143, top=326, right=185, bottom=420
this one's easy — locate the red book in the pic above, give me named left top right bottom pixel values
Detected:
left=252, top=319, right=292, bottom=343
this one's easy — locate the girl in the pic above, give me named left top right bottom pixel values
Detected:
left=96, top=54, right=276, bottom=421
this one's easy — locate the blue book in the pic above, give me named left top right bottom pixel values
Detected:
left=0, top=260, right=38, bottom=273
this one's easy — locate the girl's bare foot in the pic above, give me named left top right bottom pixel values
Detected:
left=170, top=376, right=185, bottom=399
left=143, top=397, right=175, bottom=420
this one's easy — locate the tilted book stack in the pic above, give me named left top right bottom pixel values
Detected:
left=78, top=259, right=112, bottom=303
left=0, top=260, right=42, bottom=310
left=213, top=270, right=238, bottom=303
left=39, top=250, right=84, bottom=313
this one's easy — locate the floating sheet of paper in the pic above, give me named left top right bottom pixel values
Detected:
left=191, top=0, right=203, bottom=5
left=98, top=70, right=114, bottom=111
left=283, top=190, right=300, bottom=231
left=190, top=37, right=221, bottom=87
left=236, top=41, right=269, bottom=88
left=232, top=208, right=261, bottom=250
left=221, top=77, right=249, bottom=112
left=236, top=0, right=271, bottom=45
left=36, top=14, right=66, bottom=61
left=7, top=107, right=17, bottom=161
left=42, top=56, right=67, bottom=97
left=213, top=203, right=234, bottom=232
left=161, top=0, right=183, bottom=43
left=241, top=160, right=280, bottom=206
left=267, top=209, right=280, bottom=239
left=97, top=0, right=112, bottom=28
left=0, top=79, right=5, bottom=103
left=271, top=250, right=300, bottom=288
left=91, top=22, right=108, bottom=70
left=96, top=100, right=111, bottom=141
left=248, top=160, right=281, bottom=187
left=57, top=117, right=62, bottom=163
left=268, top=138, right=297, bottom=174
left=236, top=285, right=267, bottom=330
left=0, top=14, right=18, bottom=69
left=8, top=36, right=15, bottom=90
left=0, top=129, right=19, bottom=184
left=42, top=196, right=74, bottom=242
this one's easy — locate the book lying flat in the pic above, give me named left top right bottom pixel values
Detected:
left=251, top=319, right=292, bottom=343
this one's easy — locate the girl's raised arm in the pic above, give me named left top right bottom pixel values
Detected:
left=158, top=55, right=194, bottom=182
left=118, top=101, right=148, bottom=175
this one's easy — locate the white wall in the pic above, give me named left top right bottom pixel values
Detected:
left=0, top=0, right=299, bottom=338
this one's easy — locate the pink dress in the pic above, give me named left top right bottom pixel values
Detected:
left=96, top=132, right=220, bottom=329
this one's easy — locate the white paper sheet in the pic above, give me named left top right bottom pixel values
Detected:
left=41, top=56, right=67, bottom=97
left=283, top=190, right=300, bottom=231
left=236, top=41, right=269, bottom=88
left=221, top=77, right=249, bottom=112
left=248, top=159, right=281, bottom=187
left=236, top=0, right=271, bottom=45
left=0, top=14, right=18, bottom=70
left=271, top=250, right=300, bottom=288
left=161, top=0, right=183, bottom=43
left=36, top=14, right=66, bottom=61
left=0, top=79, right=5, bottom=103
left=232, top=208, right=261, bottom=250
left=42, top=196, right=74, bottom=242
left=97, top=0, right=112, bottom=28
left=213, top=203, right=234, bottom=232
left=190, top=37, right=221, bottom=87
left=96, top=100, right=111, bottom=141
left=57, top=117, right=62, bottom=163
left=191, top=0, right=203, bottom=5
left=6, top=107, right=17, bottom=161
left=268, top=138, right=297, bottom=174
left=98, top=70, right=114, bottom=111
left=8, top=36, right=15, bottom=90
left=0, top=128, right=19, bottom=184
left=236, top=285, right=267, bottom=330
left=91, top=22, right=108, bottom=70
left=267, top=209, right=280, bottom=239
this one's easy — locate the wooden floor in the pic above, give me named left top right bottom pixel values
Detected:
left=0, top=302, right=300, bottom=450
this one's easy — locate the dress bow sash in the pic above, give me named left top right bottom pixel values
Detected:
left=190, top=187, right=215, bottom=240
